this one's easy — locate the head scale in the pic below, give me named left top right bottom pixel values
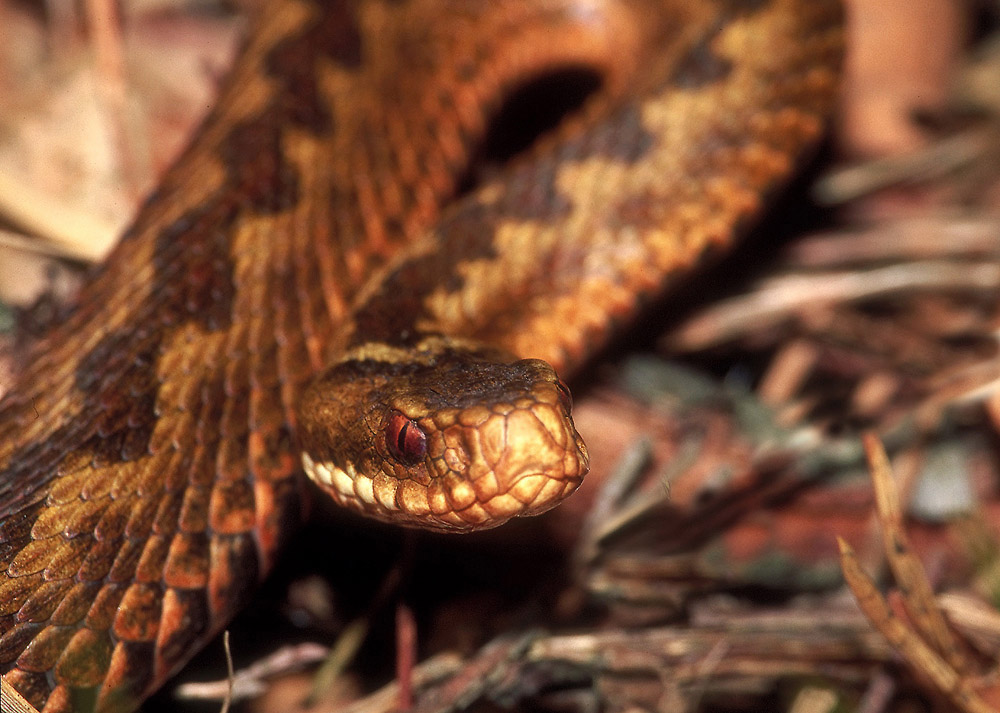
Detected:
left=297, top=336, right=588, bottom=532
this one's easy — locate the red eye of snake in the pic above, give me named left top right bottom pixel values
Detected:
left=555, top=378, right=573, bottom=413
left=386, top=411, right=427, bottom=465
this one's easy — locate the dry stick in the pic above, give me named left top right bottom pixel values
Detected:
left=396, top=603, right=417, bottom=711
left=785, top=216, right=1000, bottom=268
left=668, top=261, right=1000, bottom=352
left=175, top=643, right=330, bottom=703
left=813, top=127, right=994, bottom=205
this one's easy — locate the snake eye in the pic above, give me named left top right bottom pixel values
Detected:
left=386, top=411, right=427, bottom=466
left=555, top=378, right=573, bottom=413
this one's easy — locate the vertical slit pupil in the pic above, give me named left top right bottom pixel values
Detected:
left=387, top=411, right=427, bottom=465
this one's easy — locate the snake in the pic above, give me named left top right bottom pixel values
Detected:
left=0, top=0, right=842, bottom=711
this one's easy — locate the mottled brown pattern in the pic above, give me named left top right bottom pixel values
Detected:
left=0, top=0, right=842, bottom=710
left=350, top=0, right=842, bottom=373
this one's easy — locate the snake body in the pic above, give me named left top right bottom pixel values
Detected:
left=0, top=1, right=842, bottom=710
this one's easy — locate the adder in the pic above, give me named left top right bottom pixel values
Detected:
left=0, top=0, right=842, bottom=711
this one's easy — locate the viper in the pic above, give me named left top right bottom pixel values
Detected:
left=0, top=0, right=842, bottom=710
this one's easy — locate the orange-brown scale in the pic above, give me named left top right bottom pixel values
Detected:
left=342, top=0, right=842, bottom=376
left=0, top=0, right=842, bottom=711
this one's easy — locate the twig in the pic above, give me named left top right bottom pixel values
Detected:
left=813, top=126, right=996, bottom=204
left=863, top=435, right=967, bottom=670
left=668, top=261, right=1000, bottom=352
left=838, top=435, right=994, bottom=713
left=175, top=642, right=330, bottom=703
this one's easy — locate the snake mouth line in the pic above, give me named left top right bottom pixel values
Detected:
left=301, top=451, right=584, bottom=531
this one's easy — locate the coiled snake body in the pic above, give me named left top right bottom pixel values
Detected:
left=0, top=1, right=842, bottom=710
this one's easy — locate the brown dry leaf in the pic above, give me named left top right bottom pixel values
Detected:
left=0, top=1, right=242, bottom=301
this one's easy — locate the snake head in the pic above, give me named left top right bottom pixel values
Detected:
left=297, top=337, right=588, bottom=532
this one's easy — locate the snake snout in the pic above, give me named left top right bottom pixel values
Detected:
left=428, top=387, right=589, bottom=530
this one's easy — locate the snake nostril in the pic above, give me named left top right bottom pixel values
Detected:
left=385, top=410, right=427, bottom=465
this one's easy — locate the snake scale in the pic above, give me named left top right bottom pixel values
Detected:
left=0, top=0, right=842, bottom=710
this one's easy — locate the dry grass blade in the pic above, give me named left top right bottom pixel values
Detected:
left=307, top=619, right=370, bottom=705
left=220, top=630, right=234, bottom=713
left=838, top=435, right=993, bottom=713
left=862, top=433, right=967, bottom=670
left=838, top=540, right=992, bottom=713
